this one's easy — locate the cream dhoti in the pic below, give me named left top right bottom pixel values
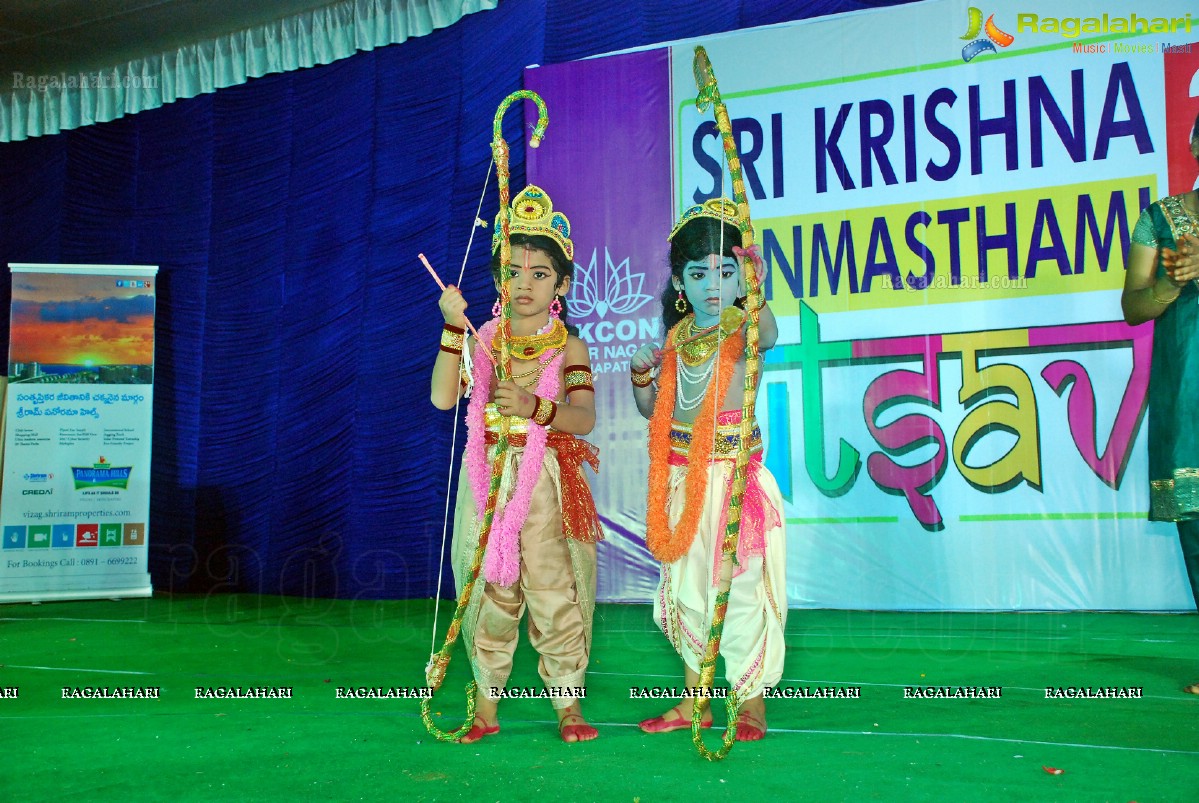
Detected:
left=652, top=412, right=786, bottom=699
left=451, top=404, right=600, bottom=709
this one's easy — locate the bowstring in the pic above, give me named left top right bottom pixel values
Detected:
left=713, top=160, right=727, bottom=495
left=431, top=158, right=495, bottom=663
left=458, top=157, right=495, bottom=287
left=430, top=377, right=465, bottom=663
left=704, top=153, right=730, bottom=711
left=691, top=161, right=728, bottom=708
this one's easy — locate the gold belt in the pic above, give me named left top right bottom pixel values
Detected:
left=483, top=402, right=549, bottom=435
left=670, top=418, right=762, bottom=459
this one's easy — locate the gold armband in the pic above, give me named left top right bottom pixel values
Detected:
left=564, top=364, right=594, bottom=394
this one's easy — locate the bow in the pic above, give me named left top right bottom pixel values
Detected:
left=491, top=90, right=549, bottom=381
left=687, top=45, right=766, bottom=762
left=419, top=90, right=550, bottom=741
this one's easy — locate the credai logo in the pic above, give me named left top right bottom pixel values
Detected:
left=567, top=248, right=661, bottom=373
left=960, top=7, right=1015, bottom=62
left=71, top=456, right=131, bottom=490
left=22, top=489, right=52, bottom=495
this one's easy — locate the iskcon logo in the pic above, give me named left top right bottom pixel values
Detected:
left=960, top=7, right=1015, bottom=62
left=567, top=248, right=654, bottom=320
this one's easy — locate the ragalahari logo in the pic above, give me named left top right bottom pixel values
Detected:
left=567, top=248, right=654, bottom=320
left=960, top=7, right=1015, bottom=62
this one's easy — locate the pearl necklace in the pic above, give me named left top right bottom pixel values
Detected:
left=676, top=351, right=717, bottom=411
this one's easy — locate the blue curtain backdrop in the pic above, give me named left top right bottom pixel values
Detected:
left=0, top=0, right=911, bottom=599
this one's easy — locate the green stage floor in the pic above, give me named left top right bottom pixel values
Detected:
left=1, top=595, right=1197, bottom=801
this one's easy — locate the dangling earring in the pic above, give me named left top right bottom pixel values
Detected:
left=492, top=298, right=502, bottom=318
left=548, top=296, right=563, bottom=319
left=674, top=289, right=687, bottom=313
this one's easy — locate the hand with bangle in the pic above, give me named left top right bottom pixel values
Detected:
left=1162, top=232, right=1199, bottom=296
left=493, top=380, right=557, bottom=426
left=438, top=286, right=470, bottom=353
left=630, top=343, right=662, bottom=388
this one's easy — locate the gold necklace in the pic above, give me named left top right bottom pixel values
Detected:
left=677, top=319, right=721, bottom=367
left=509, top=350, right=562, bottom=387
left=493, top=318, right=568, bottom=360
left=676, top=308, right=745, bottom=366
left=510, top=361, right=545, bottom=380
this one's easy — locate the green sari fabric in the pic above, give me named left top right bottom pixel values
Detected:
left=1133, top=194, right=1199, bottom=521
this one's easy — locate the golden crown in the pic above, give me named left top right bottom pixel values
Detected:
left=492, top=184, right=574, bottom=262
left=668, top=197, right=740, bottom=242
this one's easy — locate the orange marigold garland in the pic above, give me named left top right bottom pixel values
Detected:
left=646, top=318, right=743, bottom=564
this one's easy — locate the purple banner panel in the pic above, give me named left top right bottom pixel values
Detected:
left=525, top=48, right=672, bottom=603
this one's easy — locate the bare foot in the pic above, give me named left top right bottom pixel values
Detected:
left=638, top=700, right=713, bottom=733
left=557, top=703, right=598, bottom=742
left=1183, top=682, right=1199, bottom=695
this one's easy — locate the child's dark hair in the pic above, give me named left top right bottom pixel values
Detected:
left=490, top=233, right=577, bottom=335
left=660, top=216, right=743, bottom=333
left=1192, top=110, right=1199, bottom=141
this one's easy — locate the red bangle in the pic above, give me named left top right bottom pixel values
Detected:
left=631, top=367, right=654, bottom=387
left=531, top=395, right=557, bottom=427
left=440, top=323, right=465, bottom=355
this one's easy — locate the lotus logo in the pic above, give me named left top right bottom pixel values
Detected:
left=960, top=7, right=1014, bottom=62
left=568, top=248, right=654, bottom=320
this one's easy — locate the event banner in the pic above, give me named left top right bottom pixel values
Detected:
left=0, top=264, right=156, bottom=602
left=527, top=0, right=1199, bottom=609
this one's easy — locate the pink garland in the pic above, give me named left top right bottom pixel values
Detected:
left=464, top=317, right=563, bottom=586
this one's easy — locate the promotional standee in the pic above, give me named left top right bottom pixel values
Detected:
left=527, top=0, right=1199, bottom=610
left=0, top=264, right=156, bottom=602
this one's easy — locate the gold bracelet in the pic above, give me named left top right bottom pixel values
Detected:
left=439, top=323, right=465, bottom=354
left=531, top=395, right=557, bottom=427
left=1150, top=283, right=1180, bottom=305
left=630, top=367, right=654, bottom=388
